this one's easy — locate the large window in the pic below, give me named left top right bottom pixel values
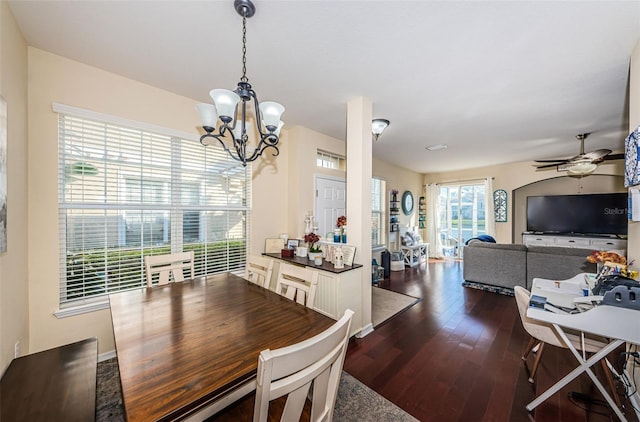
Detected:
left=58, top=108, right=250, bottom=305
left=371, top=178, right=386, bottom=248
left=438, top=183, right=486, bottom=256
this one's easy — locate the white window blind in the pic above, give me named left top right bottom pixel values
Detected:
left=58, top=112, right=250, bottom=305
left=371, top=178, right=386, bottom=247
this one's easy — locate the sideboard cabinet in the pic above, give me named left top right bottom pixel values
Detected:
left=522, top=233, right=627, bottom=251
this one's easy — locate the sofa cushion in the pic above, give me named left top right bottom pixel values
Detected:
left=466, top=242, right=527, bottom=252
left=526, top=246, right=596, bottom=289
left=463, top=243, right=527, bottom=289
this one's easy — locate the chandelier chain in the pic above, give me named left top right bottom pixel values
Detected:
left=197, top=0, right=284, bottom=166
left=241, top=15, right=248, bottom=83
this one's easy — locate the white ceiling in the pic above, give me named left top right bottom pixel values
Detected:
left=8, top=0, right=640, bottom=173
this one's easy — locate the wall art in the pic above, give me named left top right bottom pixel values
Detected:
left=493, top=189, right=507, bottom=222
left=625, top=125, right=640, bottom=188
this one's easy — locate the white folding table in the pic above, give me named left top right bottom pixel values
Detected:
left=526, top=304, right=640, bottom=421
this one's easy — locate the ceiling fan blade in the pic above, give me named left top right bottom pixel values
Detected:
left=536, top=162, right=562, bottom=169
left=534, top=159, right=570, bottom=164
left=603, top=153, right=625, bottom=161
left=582, top=149, right=612, bottom=160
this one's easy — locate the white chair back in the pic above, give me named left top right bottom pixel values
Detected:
left=514, top=286, right=565, bottom=348
left=144, top=251, right=194, bottom=287
left=244, top=255, right=274, bottom=289
left=275, top=263, right=319, bottom=308
left=253, top=309, right=354, bottom=422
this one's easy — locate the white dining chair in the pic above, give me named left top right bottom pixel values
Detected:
left=209, top=309, right=354, bottom=422
left=514, top=286, right=620, bottom=406
left=275, top=262, right=319, bottom=308
left=144, top=251, right=194, bottom=287
left=244, top=255, right=274, bottom=289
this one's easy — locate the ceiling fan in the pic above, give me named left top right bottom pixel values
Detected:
left=534, top=133, right=624, bottom=175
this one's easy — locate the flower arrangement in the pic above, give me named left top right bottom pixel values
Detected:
left=304, top=232, right=321, bottom=252
left=336, top=215, right=347, bottom=233
left=586, top=250, right=626, bottom=265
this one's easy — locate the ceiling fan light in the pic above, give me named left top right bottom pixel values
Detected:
left=567, top=161, right=597, bottom=175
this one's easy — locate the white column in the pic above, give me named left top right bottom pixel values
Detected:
left=346, top=97, right=373, bottom=337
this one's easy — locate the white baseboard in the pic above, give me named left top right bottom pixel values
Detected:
left=357, top=323, right=374, bottom=338
left=98, top=349, right=117, bottom=362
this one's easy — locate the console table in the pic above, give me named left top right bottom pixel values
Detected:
left=522, top=233, right=627, bottom=250
left=262, top=253, right=363, bottom=336
left=400, top=243, right=429, bottom=267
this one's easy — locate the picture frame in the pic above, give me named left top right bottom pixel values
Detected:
left=286, top=239, right=299, bottom=249
left=341, top=245, right=356, bottom=266
left=265, top=238, right=285, bottom=253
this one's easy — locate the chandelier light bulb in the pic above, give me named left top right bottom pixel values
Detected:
left=195, top=103, right=218, bottom=130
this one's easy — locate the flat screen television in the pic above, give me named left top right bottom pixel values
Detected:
left=526, top=193, right=628, bottom=236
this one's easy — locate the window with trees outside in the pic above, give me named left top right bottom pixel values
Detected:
left=57, top=106, right=250, bottom=306
left=371, top=177, right=386, bottom=248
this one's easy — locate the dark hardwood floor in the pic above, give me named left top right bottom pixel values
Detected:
left=344, top=259, right=639, bottom=422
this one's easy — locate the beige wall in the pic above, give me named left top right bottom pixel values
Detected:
left=373, top=157, right=424, bottom=247
left=286, top=125, right=346, bottom=240
left=27, top=48, right=288, bottom=354
left=424, top=159, right=624, bottom=244
left=0, top=2, right=29, bottom=372
left=249, top=129, right=291, bottom=256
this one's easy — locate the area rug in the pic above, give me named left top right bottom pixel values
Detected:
left=371, top=287, right=420, bottom=327
left=96, top=358, right=417, bottom=421
left=461, top=280, right=514, bottom=296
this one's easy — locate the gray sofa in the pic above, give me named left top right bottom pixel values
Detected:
left=462, top=242, right=597, bottom=291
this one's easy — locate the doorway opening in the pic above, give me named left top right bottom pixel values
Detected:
left=438, top=183, right=487, bottom=257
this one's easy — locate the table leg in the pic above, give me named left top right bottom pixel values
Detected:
left=526, top=333, right=626, bottom=422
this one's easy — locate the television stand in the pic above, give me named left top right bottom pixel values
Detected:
left=522, top=233, right=627, bottom=251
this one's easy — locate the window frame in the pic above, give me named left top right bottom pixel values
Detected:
left=371, top=177, right=387, bottom=248
left=55, top=103, right=250, bottom=310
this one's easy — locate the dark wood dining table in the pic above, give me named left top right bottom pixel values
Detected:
left=109, top=272, right=335, bottom=422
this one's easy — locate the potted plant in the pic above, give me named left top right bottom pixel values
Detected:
left=304, top=232, right=322, bottom=261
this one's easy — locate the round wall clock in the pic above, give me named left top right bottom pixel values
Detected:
left=401, top=190, right=414, bottom=215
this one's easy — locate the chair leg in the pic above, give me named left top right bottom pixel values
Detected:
left=522, top=337, right=538, bottom=361
left=529, top=342, right=545, bottom=384
left=601, top=359, right=621, bottom=408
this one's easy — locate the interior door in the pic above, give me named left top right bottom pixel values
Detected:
left=315, top=176, right=345, bottom=239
